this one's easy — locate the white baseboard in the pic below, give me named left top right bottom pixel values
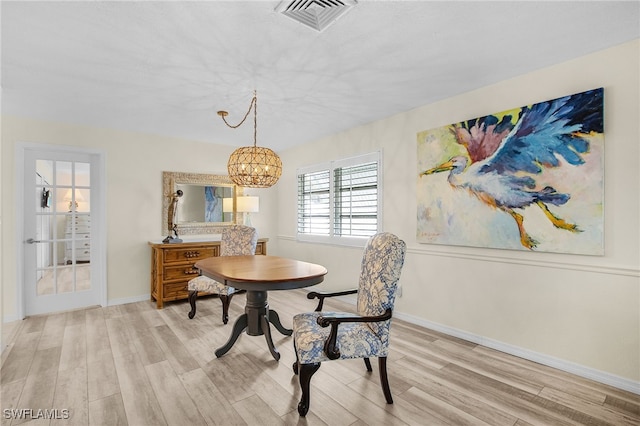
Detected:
left=333, top=294, right=639, bottom=395
left=106, top=293, right=152, bottom=306
left=2, top=314, right=21, bottom=323
left=3, top=294, right=152, bottom=322
left=393, top=310, right=640, bottom=395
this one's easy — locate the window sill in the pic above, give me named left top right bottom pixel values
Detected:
left=296, top=234, right=372, bottom=248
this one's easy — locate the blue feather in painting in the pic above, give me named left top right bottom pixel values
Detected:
left=418, top=88, right=604, bottom=251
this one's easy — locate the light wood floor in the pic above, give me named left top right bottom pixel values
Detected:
left=1, top=289, right=638, bottom=426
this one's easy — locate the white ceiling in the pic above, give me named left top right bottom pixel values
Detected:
left=2, top=1, right=638, bottom=151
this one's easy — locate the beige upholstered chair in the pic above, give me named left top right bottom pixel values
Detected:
left=292, top=232, right=406, bottom=416
left=187, top=225, right=257, bottom=323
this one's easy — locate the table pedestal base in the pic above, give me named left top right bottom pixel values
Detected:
left=215, top=290, right=292, bottom=360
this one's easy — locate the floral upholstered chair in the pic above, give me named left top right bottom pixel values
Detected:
left=292, top=232, right=406, bottom=416
left=187, top=225, right=257, bottom=323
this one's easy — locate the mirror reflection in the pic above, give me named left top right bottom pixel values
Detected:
left=162, top=171, right=241, bottom=236
left=177, top=184, right=234, bottom=223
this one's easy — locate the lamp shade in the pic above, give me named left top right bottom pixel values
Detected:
left=222, top=197, right=234, bottom=213
left=63, top=189, right=85, bottom=202
left=227, top=146, right=282, bottom=188
left=236, top=196, right=259, bottom=213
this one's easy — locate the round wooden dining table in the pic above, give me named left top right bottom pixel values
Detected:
left=194, top=255, right=328, bottom=361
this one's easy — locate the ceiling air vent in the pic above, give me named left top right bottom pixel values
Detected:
left=276, top=0, right=357, bottom=32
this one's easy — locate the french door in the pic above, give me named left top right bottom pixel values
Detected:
left=22, top=146, right=104, bottom=316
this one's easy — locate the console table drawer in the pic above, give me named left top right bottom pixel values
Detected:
left=163, top=282, right=190, bottom=300
left=164, top=264, right=200, bottom=281
left=164, top=247, right=217, bottom=263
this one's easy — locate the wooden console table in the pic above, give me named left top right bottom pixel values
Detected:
left=148, top=238, right=268, bottom=308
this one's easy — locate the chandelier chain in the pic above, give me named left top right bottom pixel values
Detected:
left=219, top=91, right=258, bottom=148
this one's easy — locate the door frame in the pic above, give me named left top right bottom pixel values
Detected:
left=15, top=142, right=107, bottom=319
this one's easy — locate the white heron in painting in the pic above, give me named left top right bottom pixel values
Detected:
left=420, top=88, right=603, bottom=249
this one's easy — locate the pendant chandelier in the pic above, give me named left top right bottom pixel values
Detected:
left=218, top=91, right=282, bottom=188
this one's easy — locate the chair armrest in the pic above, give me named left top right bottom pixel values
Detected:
left=307, top=289, right=358, bottom=311
left=317, top=308, right=393, bottom=360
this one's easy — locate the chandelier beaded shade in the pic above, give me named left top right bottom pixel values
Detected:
left=218, top=91, right=282, bottom=188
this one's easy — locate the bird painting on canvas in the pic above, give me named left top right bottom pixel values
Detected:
left=417, top=88, right=604, bottom=253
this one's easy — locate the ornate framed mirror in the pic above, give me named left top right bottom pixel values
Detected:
left=162, top=171, right=242, bottom=236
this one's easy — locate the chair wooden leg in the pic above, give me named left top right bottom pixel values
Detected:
left=379, top=357, right=393, bottom=404
left=220, top=294, right=232, bottom=324
left=363, top=357, right=372, bottom=372
left=292, top=340, right=299, bottom=375
left=187, top=290, right=198, bottom=319
left=298, top=363, right=320, bottom=416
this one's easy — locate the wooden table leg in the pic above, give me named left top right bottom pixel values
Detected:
left=268, top=309, right=293, bottom=336
left=215, top=313, right=248, bottom=358
left=260, top=314, right=280, bottom=361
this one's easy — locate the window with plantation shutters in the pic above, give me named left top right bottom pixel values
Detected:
left=333, top=161, right=378, bottom=237
left=297, top=169, right=330, bottom=235
left=297, top=151, right=382, bottom=246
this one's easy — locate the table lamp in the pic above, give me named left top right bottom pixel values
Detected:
left=236, top=196, right=259, bottom=226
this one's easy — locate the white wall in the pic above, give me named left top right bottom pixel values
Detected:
left=1, top=40, right=637, bottom=392
left=275, top=40, right=639, bottom=389
left=0, top=121, right=278, bottom=316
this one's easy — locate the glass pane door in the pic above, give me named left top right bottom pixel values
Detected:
left=25, top=149, right=100, bottom=315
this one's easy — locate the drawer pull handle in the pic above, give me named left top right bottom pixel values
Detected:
left=185, top=268, right=199, bottom=275
left=184, top=251, right=200, bottom=258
